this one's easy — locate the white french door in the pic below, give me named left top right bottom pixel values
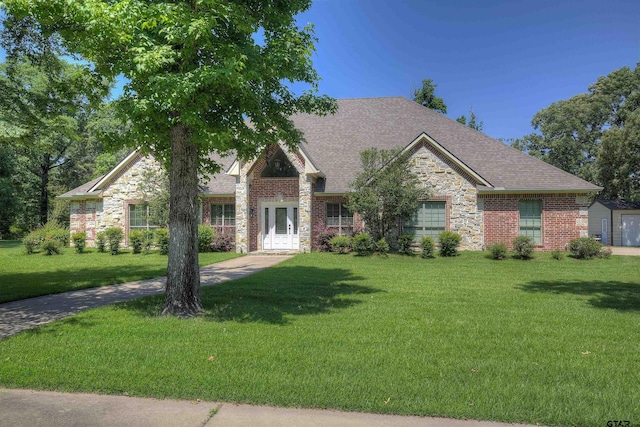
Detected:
left=262, top=203, right=299, bottom=250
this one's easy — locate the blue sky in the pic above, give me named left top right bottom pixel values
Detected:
left=295, top=0, right=640, bottom=140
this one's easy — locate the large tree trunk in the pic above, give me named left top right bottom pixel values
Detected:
left=162, top=124, right=202, bottom=317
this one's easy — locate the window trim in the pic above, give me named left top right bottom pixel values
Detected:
left=128, top=203, right=161, bottom=231
left=519, top=199, right=542, bottom=244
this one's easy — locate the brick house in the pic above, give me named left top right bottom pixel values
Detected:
left=60, top=97, right=601, bottom=252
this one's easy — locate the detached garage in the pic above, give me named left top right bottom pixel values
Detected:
left=588, top=199, right=640, bottom=247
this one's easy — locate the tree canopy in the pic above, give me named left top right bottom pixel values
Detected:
left=512, top=63, right=640, bottom=200
left=412, top=78, right=447, bottom=114
left=2, top=0, right=336, bottom=316
left=456, top=107, right=483, bottom=132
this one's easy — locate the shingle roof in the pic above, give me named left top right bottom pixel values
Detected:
left=290, top=97, right=601, bottom=193
left=595, top=199, right=640, bottom=210
left=58, top=176, right=104, bottom=199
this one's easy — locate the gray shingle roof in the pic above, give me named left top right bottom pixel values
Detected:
left=595, top=199, right=640, bottom=210
left=58, top=176, right=104, bottom=199
left=291, top=97, right=601, bottom=193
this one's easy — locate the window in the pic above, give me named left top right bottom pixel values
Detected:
left=326, top=203, right=353, bottom=232
left=405, top=201, right=446, bottom=241
left=519, top=200, right=542, bottom=244
left=211, top=203, right=236, bottom=227
left=129, top=204, right=160, bottom=230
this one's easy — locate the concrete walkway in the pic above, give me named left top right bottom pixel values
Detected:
left=0, top=389, right=539, bottom=427
left=0, top=255, right=291, bottom=339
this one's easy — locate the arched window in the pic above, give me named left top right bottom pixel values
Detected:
left=261, top=148, right=299, bottom=178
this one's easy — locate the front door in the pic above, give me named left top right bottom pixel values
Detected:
left=263, top=204, right=299, bottom=250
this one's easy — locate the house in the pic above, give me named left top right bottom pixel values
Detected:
left=588, top=199, right=640, bottom=247
left=59, top=97, right=602, bottom=252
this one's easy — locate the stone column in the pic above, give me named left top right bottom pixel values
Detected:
left=235, top=170, right=249, bottom=254
left=299, top=174, right=313, bottom=252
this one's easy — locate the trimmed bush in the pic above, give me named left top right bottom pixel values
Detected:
left=329, top=235, right=351, bottom=254
left=96, top=232, right=107, bottom=253
left=198, top=225, right=215, bottom=253
left=313, top=225, right=337, bottom=252
left=22, top=233, right=43, bottom=255
left=600, top=246, right=612, bottom=259
left=141, top=230, right=155, bottom=254
left=352, top=232, right=374, bottom=256
left=211, top=231, right=235, bottom=252
left=71, top=232, right=87, bottom=254
left=375, top=238, right=390, bottom=258
left=568, top=237, right=603, bottom=260
left=47, top=228, right=70, bottom=247
left=155, top=228, right=170, bottom=255
left=129, top=230, right=144, bottom=254
left=420, top=236, right=435, bottom=259
left=439, top=231, right=462, bottom=257
left=488, top=242, right=508, bottom=260
left=551, top=249, right=564, bottom=260
left=104, top=227, right=124, bottom=255
left=42, top=238, right=62, bottom=255
left=397, top=233, right=415, bottom=256
left=512, top=235, right=535, bottom=260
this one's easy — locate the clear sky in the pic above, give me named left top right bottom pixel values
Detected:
left=294, top=0, right=640, bottom=140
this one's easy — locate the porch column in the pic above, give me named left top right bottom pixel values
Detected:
left=299, top=174, right=313, bottom=252
left=235, top=171, right=249, bottom=254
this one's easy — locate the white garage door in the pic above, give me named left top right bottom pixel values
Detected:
left=621, top=215, right=640, bottom=247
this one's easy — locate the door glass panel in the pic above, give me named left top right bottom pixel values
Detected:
left=264, top=207, right=269, bottom=234
left=293, top=208, right=298, bottom=234
left=275, top=207, right=287, bottom=234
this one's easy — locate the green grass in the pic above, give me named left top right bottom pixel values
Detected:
left=1, top=252, right=639, bottom=426
left=0, top=240, right=240, bottom=303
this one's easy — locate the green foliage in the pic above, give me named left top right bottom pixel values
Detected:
left=155, top=228, right=169, bottom=255
left=348, top=147, right=428, bottom=242
left=41, top=238, right=61, bottom=255
left=512, top=236, right=535, bottom=260
left=197, top=225, right=215, bottom=253
left=412, top=78, right=447, bottom=114
left=397, top=233, right=415, bottom=255
left=136, top=168, right=170, bottom=228
left=568, top=237, right=603, bottom=260
left=487, top=242, right=508, bottom=260
left=600, top=247, right=613, bottom=259
left=374, top=238, right=389, bottom=258
left=129, top=230, right=144, bottom=254
left=71, top=231, right=87, bottom=254
left=438, top=231, right=462, bottom=257
left=550, top=249, right=565, bottom=260
left=420, top=236, right=435, bottom=259
left=22, top=232, right=42, bottom=254
left=329, top=235, right=351, bottom=254
left=352, top=232, right=373, bottom=256
left=456, top=106, right=484, bottom=131
left=313, top=225, right=337, bottom=252
left=96, top=232, right=107, bottom=253
left=104, top=227, right=123, bottom=255
left=513, top=64, right=640, bottom=201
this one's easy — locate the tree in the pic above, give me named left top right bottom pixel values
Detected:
left=347, top=147, right=428, bottom=243
left=2, top=0, right=336, bottom=316
left=456, top=107, right=483, bottom=131
left=0, top=57, right=110, bottom=226
left=413, top=78, right=447, bottom=114
left=0, top=145, right=18, bottom=237
left=513, top=63, right=639, bottom=198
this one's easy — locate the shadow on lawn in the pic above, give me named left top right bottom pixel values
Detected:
left=518, top=280, right=640, bottom=312
left=122, top=265, right=379, bottom=325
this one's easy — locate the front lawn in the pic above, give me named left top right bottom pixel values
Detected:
left=0, top=240, right=241, bottom=303
left=1, top=252, right=639, bottom=426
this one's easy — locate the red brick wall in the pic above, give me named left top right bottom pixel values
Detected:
left=70, top=200, right=99, bottom=245
left=312, top=194, right=363, bottom=247
left=482, top=193, right=589, bottom=251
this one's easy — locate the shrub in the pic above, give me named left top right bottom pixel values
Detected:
left=211, top=231, right=235, bottom=252
left=352, top=232, right=373, bottom=256
left=599, top=246, right=612, bottom=259
left=487, top=242, right=508, bottom=260
left=141, top=230, right=155, bottom=254
left=568, top=237, right=603, bottom=260
left=439, top=231, right=462, bottom=257
left=104, top=227, right=123, bottom=255
left=42, top=238, right=62, bottom=255
left=129, top=230, right=144, bottom=254
left=512, top=235, right=535, bottom=260
left=329, top=235, right=351, bottom=254
left=47, top=228, right=70, bottom=247
left=155, top=228, right=170, bottom=255
left=550, top=249, right=564, bottom=260
left=22, top=233, right=43, bottom=255
left=198, top=225, right=215, bottom=253
left=397, top=233, right=415, bottom=255
left=71, top=232, right=87, bottom=254
left=420, top=236, right=435, bottom=259
left=96, top=232, right=107, bottom=253
left=375, top=238, right=389, bottom=258
left=313, top=225, right=337, bottom=252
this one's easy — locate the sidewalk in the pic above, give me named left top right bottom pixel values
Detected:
left=0, top=389, right=539, bottom=427
left=0, top=255, right=292, bottom=339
